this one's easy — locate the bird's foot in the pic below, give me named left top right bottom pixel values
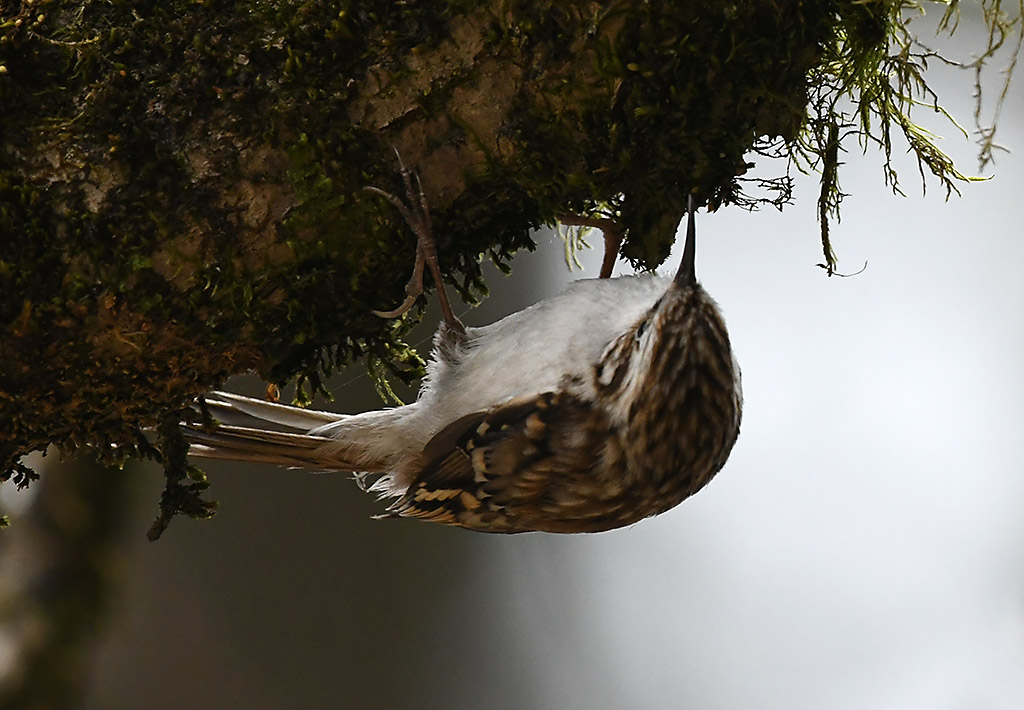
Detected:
left=365, top=150, right=464, bottom=333
left=556, top=214, right=625, bottom=279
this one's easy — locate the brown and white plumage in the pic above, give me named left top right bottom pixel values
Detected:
left=183, top=201, right=742, bottom=533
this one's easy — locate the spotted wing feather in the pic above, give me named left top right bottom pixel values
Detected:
left=386, top=392, right=615, bottom=533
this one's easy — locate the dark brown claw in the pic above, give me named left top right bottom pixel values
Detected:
left=365, top=151, right=464, bottom=333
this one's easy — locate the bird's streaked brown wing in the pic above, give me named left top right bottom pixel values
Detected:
left=386, top=391, right=621, bottom=533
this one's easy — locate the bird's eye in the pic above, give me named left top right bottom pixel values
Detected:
left=634, top=320, right=647, bottom=345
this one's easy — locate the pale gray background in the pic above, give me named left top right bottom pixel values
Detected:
left=8, top=17, right=1024, bottom=710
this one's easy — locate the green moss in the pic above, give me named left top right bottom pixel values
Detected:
left=798, top=0, right=1019, bottom=273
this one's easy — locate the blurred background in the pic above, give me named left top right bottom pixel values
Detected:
left=2, top=14, right=1023, bottom=710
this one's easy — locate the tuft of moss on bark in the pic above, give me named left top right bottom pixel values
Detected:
left=0, top=1, right=1018, bottom=532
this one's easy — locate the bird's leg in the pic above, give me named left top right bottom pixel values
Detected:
left=556, top=214, right=625, bottom=279
left=365, top=153, right=464, bottom=334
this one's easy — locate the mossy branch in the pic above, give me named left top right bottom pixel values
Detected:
left=0, top=1, right=1017, bottom=534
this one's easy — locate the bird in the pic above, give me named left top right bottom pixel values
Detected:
left=183, top=161, right=742, bottom=533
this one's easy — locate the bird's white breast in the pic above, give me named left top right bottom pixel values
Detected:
left=415, top=273, right=670, bottom=430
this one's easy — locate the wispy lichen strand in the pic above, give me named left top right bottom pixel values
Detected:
left=793, top=0, right=1021, bottom=274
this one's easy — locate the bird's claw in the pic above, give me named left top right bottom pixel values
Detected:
left=364, top=150, right=464, bottom=333
left=371, top=294, right=419, bottom=320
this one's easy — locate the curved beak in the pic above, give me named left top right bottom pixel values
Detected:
left=674, top=194, right=697, bottom=287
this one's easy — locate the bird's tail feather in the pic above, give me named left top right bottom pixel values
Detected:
left=184, top=424, right=342, bottom=468
left=200, top=391, right=340, bottom=430
left=182, top=391, right=386, bottom=472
